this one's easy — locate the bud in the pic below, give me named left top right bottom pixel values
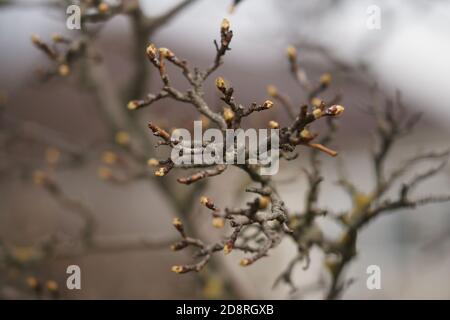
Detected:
left=200, top=196, right=209, bottom=206
left=327, top=104, right=345, bottom=116
left=45, top=147, right=60, bottom=165
left=31, top=34, right=41, bottom=45
left=268, top=120, right=279, bottom=129
left=32, top=170, right=47, bottom=186
left=45, top=280, right=59, bottom=292
left=313, top=108, right=323, bottom=119
left=154, top=167, right=166, bottom=177
left=98, top=166, right=112, bottom=180
left=170, top=241, right=188, bottom=251
left=319, top=73, right=332, bottom=87
left=147, top=158, right=159, bottom=167
left=221, top=18, right=230, bottom=33
left=101, top=151, right=117, bottom=165
left=223, top=243, right=233, bottom=255
left=286, top=45, right=297, bottom=61
left=115, top=131, right=130, bottom=146
left=58, top=64, right=70, bottom=77
left=311, top=97, right=322, bottom=109
left=171, top=265, right=186, bottom=274
left=51, top=33, right=63, bottom=43
left=300, top=128, right=312, bottom=139
left=239, top=258, right=251, bottom=266
left=266, top=85, right=278, bottom=97
left=212, top=217, right=225, bottom=228
left=26, top=276, right=40, bottom=290
left=258, top=196, right=270, bottom=210
left=146, top=43, right=157, bottom=59
left=172, top=217, right=183, bottom=231
left=98, top=2, right=109, bottom=14
left=215, top=77, right=226, bottom=91
left=262, top=100, right=274, bottom=109
left=159, top=47, right=174, bottom=58
left=127, top=100, right=139, bottom=110
left=223, top=107, right=234, bottom=121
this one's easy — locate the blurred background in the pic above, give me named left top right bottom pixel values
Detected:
left=0, top=0, right=449, bottom=299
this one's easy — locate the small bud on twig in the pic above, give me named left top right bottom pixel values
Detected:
left=268, top=120, right=279, bottom=129
left=286, top=45, right=297, bottom=61
left=221, top=18, right=230, bottom=33
left=115, top=131, right=130, bottom=146
left=212, top=217, right=225, bottom=228
left=258, top=196, right=271, bottom=210
left=98, top=2, right=109, bottom=14
left=215, top=77, right=226, bottom=91
left=319, top=73, right=332, bottom=87
left=223, top=242, right=233, bottom=255
left=98, top=166, right=112, bottom=180
left=102, top=151, right=117, bottom=165
left=240, top=258, right=251, bottom=266
left=223, top=107, right=235, bottom=121
left=262, top=100, right=274, bottom=110
left=146, top=43, right=158, bottom=59
left=147, top=158, right=159, bottom=167
left=267, top=85, right=278, bottom=98
left=172, top=218, right=184, bottom=232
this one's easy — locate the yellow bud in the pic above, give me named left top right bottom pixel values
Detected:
left=329, top=104, right=345, bottom=116
left=159, top=47, right=173, bottom=58
left=258, top=196, right=270, bottom=210
left=45, top=147, right=60, bottom=165
left=98, top=2, right=109, bottom=13
left=101, top=151, right=117, bottom=165
left=171, top=265, right=184, bottom=274
left=286, top=45, right=297, bottom=60
left=146, top=43, right=157, bottom=59
left=221, top=18, right=230, bottom=33
left=319, top=73, right=332, bottom=87
left=354, top=192, right=371, bottom=209
left=300, top=128, right=312, bottom=139
left=200, top=115, right=211, bottom=129
left=98, top=166, right=112, bottom=180
left=45, top=280, right=58, bottom=292
left=263, top=100, right=274, bottom=109
left=311, top=97, right=323, bottom=108
left=58, top=64, right=70, bottom=77
left=268, top=120, right=279, bottom=129
left=239, top=259, right=251, bottom=267
left=26, top=276, right=39, bottom=289
left=223, top=243, right=233, bottom=255
left=266, top=85, right=278, bottom=97
left=154, top=167, right=166, bottom=177
left=51, top=33, right=63, bottom=43
left=127, top=101, right=139, bottom=110
left=288, top=217, right=301, bottom=230
left=313, top=108, right=323, bottom=119
left=31, top=34, right=41, bottom=45
left=200, top=196, right=209, bottom=205
left=212, top=217, right=225, bottom=229
left=215, top=77, right=226, bottom=90
left=147, top=158, right=159, bottom=167
left=115, top=131, right=130, bottom=146
left=172, top=217, right=183, bottom=228
left=223, top=107, right=234, bottom=121
left=32, top=170, right=47, bottom=186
